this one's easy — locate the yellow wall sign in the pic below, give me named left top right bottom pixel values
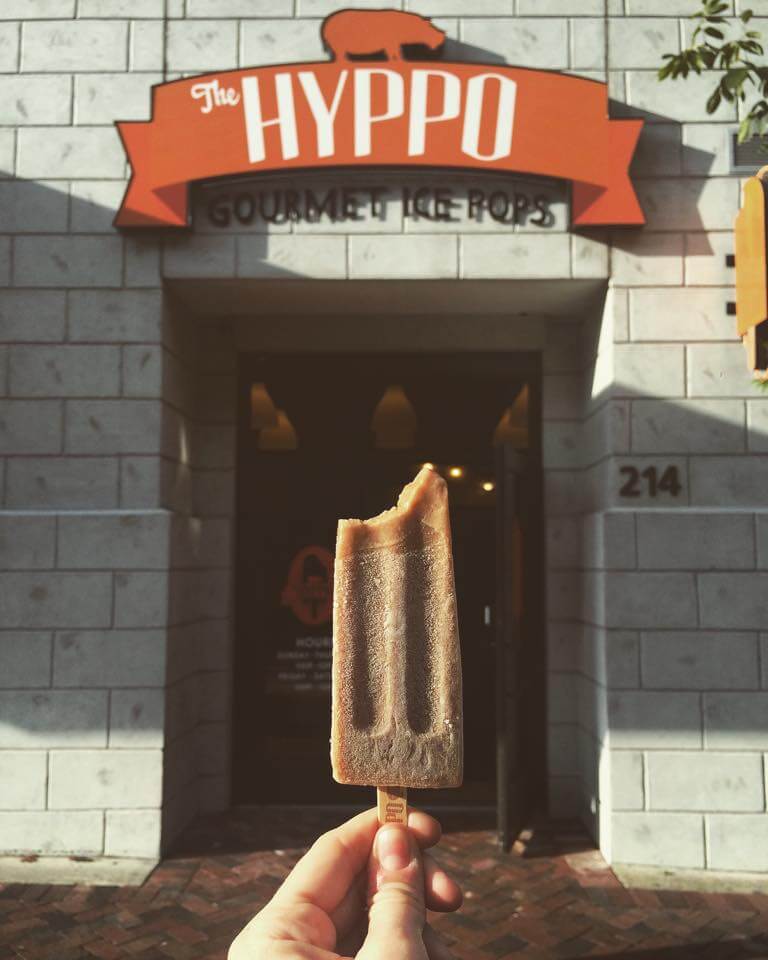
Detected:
left=734, top=166, right=768, bottom=373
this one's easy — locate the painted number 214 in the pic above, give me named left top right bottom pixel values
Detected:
left=619, top=465, right=681, bottom=498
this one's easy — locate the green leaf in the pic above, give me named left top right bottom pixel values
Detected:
left=740, top=40, right=764, bottom=55
left=741, top=9, right=754, bottom=23
left=725, top=68, right=750, bottom=90
left=706, top=87, right=722, bottom=113
left=739, top=107, right=768, bottom=143
left=738, top=116, right=753, bottom=142
left=705, top=27, right=725, bottom=39
left=684, top=50, right=701, bottom=74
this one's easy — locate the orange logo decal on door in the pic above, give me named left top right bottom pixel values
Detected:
left=281, top=546, right=334, bottom=626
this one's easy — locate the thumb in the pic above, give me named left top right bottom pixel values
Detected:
left=360, top=824, right=427, bottom=959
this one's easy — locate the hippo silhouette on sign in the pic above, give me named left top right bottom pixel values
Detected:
left=321, top=8, right=446, bottom=62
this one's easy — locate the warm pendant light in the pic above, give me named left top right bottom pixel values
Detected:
left=250, top=382, right=279, bottom=430
left=258, top=409, right=298, bottom=451
left=371, top=385, right=417, bottom=449
left=493, top=384, right=529, bottom=448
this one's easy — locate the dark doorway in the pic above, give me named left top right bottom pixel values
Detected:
left=233, top=353, right=546, bottom=817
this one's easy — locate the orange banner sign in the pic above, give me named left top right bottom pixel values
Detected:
left=116, top=56, right=643, bottom=229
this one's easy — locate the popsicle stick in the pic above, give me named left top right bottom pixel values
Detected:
left=377, top=786, right=408, bottom=824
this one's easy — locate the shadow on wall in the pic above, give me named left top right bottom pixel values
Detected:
left=616, top=102, right=725, bottom=257
left=335, top=38, right=507, bottom=65
left=440, top=39, right=506, bottom=65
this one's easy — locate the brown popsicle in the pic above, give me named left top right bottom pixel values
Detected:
left=331, top=465, right=463, bottom=819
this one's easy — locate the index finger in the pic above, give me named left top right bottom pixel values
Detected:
left=273, top=807, right=442, bottom=915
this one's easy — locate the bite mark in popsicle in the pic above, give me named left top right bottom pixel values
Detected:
left=331, top=465, right=463, bottom=793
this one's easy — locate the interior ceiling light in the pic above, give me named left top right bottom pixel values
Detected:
left=448, top=466, right=464, bottom=479
left=371, top=384, right=417, bottom=449
left=493, top=384, right=529, bottom=448
left=250, top=382, right=279, bottom=430
left=258, top=409, right=298, bottom=451
left=482, top=481, right=495, bottom=492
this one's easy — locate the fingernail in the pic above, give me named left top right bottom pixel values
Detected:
left=377, top=825, right=412, bottom=872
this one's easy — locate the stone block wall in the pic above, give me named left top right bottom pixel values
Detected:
left=594, top=0, right=768, bottom=865
left=598, top=510, right=768, bottom=870
left=0, top=0, right=766, bottom=869
left=0, top=0, right=168, bottom=857
left=160, top=303, right=235, bottom=847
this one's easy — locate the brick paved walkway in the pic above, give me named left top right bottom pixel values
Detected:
left=1, top=809, right=768, bottom=959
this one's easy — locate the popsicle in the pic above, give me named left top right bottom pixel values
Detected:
left=331, top=465, right=463, bottom=823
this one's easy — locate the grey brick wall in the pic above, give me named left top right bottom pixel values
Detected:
left=0, top=0, right=766, bottom=871
left=153, top=304, right=235, bottom=847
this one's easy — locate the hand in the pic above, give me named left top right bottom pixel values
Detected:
left=229, top=807, right=462, bottom=959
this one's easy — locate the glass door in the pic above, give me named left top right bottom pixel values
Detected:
left=233, top=353, right=543, bottom=815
